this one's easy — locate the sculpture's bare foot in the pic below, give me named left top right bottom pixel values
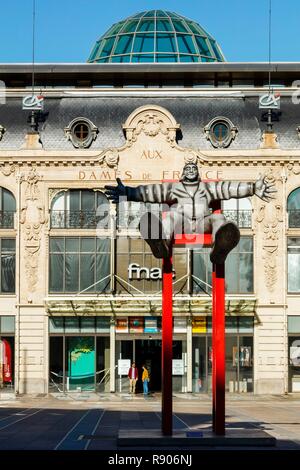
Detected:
left=210, top=221, right=240, bottom=265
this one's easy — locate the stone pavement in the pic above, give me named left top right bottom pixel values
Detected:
left=0, top=392, right=299, bottom=450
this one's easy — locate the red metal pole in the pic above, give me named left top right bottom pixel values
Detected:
left=162, top=252, right=173, bottom=436
left=212, top=262, right=225, bottom=435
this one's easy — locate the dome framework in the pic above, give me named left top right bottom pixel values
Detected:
left=88, top=10, right=225, bottom=63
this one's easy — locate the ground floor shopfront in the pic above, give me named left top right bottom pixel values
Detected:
left=48, top=315, right=255, bottom=395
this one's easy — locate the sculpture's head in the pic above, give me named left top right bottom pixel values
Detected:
left=181, top=163, right=200, bottom=183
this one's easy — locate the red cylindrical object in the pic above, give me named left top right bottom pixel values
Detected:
left=162, top=254, right=173, bottom=436
left=212, top=263, right=225, bottom=435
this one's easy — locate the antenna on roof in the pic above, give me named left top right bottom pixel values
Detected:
left=259, top=0, right=280, bottom=133
left=22, top=0, right=44, bottom=132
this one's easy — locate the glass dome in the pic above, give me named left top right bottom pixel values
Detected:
left=88, top=10, right=225, bottom=63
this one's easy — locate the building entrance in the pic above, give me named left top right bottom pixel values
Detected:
left=115, top=338, right=186, bottom=393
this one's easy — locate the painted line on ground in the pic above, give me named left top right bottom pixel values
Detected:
left=54, top=409, right=106, bottom=450
left=0, top=409, right=30, bottom=424
left=84, top=410, right=106, bottom=450
left=0, top=409, right=43, bottom=431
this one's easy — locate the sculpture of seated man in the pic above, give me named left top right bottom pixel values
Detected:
left=105, top=163, right=276, bottom=264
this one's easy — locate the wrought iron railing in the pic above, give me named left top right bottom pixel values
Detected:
left=223, top=210, right=252, bottom=228
left=288, top=210, right=300, bottom=228
left=50, top=210, right=110, bottom=229
left=0, top=211, right=15, bottom=229
left=118, top=209, right=252, bottom=229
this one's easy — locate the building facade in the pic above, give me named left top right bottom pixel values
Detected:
left=1, top=11, right=300, bottom=396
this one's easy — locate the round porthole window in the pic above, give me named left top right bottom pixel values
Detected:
left=72, top=121, right=91, bottom=144
left=64, top=117, right=98, bottom=149
left=212, top=122, right=230, bottom=143
left=204, top=117, right=238, bottom=148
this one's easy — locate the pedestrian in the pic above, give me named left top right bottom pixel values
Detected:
left=128, top=362, right=138, bottom=394
left=142, top=365, right=149, bottom=396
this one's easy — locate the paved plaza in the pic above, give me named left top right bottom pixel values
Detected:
left=0, top=393, right=299, bottom=450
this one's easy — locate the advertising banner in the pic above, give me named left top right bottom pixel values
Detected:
left=192, top=316, right=207, bottom=333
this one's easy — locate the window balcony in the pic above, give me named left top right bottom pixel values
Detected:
left=50, top=210, right=109, bottom=229
left=223, top=210, right=252, bottom=229
left=0, top=211, right=15, bottom=229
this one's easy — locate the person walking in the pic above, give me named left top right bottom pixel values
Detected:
left=142, top=365, right=149, bottom=396
left=128, top=362, right=138, bottom=394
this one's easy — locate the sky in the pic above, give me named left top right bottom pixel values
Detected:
left=0, top=0, right=299, bottom=63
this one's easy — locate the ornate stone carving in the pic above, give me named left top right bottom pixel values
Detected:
left=256, top=202, right=283, bottom=292
left=64, top=117, right=98, bottom=149
left=287, top=161, right=300, bottom=176
left=98, top=148, right=119, bottom=168
left=0, top=163, right=15, bottom=176
left=204, top=117, right=238, bottom=148
left=123, top=105, right=180, bottom=148
left=20, top=169, right=47, bottom=292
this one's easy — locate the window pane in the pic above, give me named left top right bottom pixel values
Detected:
left=96, top=317, right=110, bottom=333
left=239, top=317, right=254, bottom=333
left=64, top=317, right=80, bottom=333
left=49, top=317, right=64, bottom=333
left=66, top=238, right=79, bottom=252
left=1, top=253, right=15, bottom=292
left=50, top=238, right=64, bottom=252
left=177, top=35, right=197, bottom=54
left=210, top=40, right=223, bottom=60
left=225, top=253, right=239, bottom=293
left=49, top=254, right=64, bottom=292
left=81, top=191, right=95, bottom=211
left=156, top=19, right=172, bottom=31
left=69, top=191, right=80, bottom=211
left=99, top=37, right=115, bottom=57
left=131, top=55, right=154, bottom=63
left=65, top=254, right=79, bottom=292
left=96, top=254, right=111, bottom=292
left=239, top=252, right=253, bottom=292
left=156, top=34, right=176, bottom=53
left=1, top=239, right=15, bottom=252
left=195, top=36, right=211, bottom=56
left=226, top=317, right=238, bottom=333
left=80, top=254, right=95, bottom=292
left=133, top=34, right=154, bottom=53
left=2, top=189, right=16, bottom=212
left=114, top=35, right=133, bottom=54
left=172, top=20, right=189, bottom=32
left=81, top=238, right=95, bottom=252
left=288, top=253, right=300, bottom=292
left=97, top=238, right=110, bottom=253
left=288, top=316, right=300, bottom=333
left=136, top=20, right=154, bottom=31
left=156, top=54, right=178, bottom=62
left=80, top=317, right=96, bottom=333
left=121, top=20, right=139, bottom=33
left=0, top=316, right=15, bottom=333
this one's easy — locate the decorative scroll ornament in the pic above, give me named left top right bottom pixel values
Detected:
left=122, top=105, right=180, bottom=148
left=256, top=202, right=283, bottom=292
left=287, top=161, right=300, bottom=176
left=20, top=169, right=47, bottom=292
left=98, top=148, right=120, bottom=168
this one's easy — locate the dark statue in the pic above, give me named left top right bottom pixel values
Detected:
left=105, top=163, right=276, bottom=264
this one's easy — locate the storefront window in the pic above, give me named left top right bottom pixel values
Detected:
left=116, top=237, right=188, bottom=295
left=0, top=316, right=15, bottom=390
left=0, top=239, right=15, bottom=293
left=49, top=237, right=111, bottom=293
left=288, top=316, right=300, bottom=392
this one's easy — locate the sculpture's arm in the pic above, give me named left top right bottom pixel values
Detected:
left=207, top=175, right=276, bottom=203
left=105, top=178, right=173, bottom=204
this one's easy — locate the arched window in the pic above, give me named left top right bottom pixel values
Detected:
left=222, top=198, right=252, bottom=228
left=288, top=188, right=300, bottom=228
left=50, top=190, right=110, bottom=229
left=0, top=188, right=16, bottom=229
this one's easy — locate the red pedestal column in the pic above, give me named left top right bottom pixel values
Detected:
left=162, top=253, right=173, bottom=436
left=212, top=263, right=225, bottom=435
